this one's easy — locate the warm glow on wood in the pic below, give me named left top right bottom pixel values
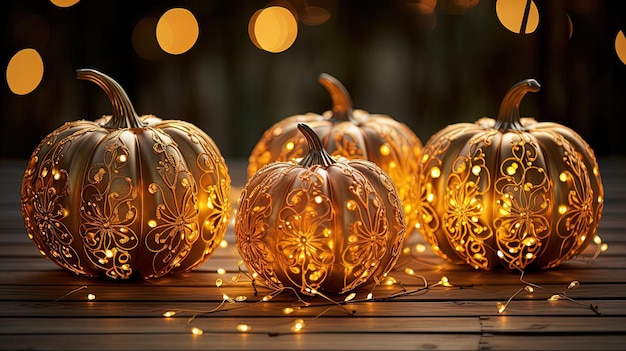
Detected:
left=6, top=48, right=44, bottom=95
left=156, top=8, right=199, bottom=55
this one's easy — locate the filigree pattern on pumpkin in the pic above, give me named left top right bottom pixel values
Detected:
left=550, top=133, right=595, bottom=267
left=144, top=130, right=199, bottom=275
left=443, top=147, right=492, bottom=269
left=340, top=170, right=389, bottom=292
left=276, top=169, right=335, bottom=293
left=26, top=159, right=82, bottom=273
left=494, top=134, right=550, bottom=270
left=79, top=140, right=138, bottom=279
left=197, top=152, right=230, bottom=250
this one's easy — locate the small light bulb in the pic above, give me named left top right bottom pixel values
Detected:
left=163, top=311, right=176, bottom=318
left=283, top=307, right=295, bottom=315
left=191, top=327, right=203, bottom=335
left=568, top=281, right=580, bottom=290
left=548, top=294, right=561, bottom=301
left=215, top=278, right=223, bottom=287
left=236, top=324, right=250, bottom=332
left=440, top=276, right=451, bottom=287
left=404, top=268, right=415, bottom=276
left=220, top=239, right=229, bottom=248
left=291, top=319, right=305, bottom=332
left=366, top=292, right=373, bottom=300
left=496, top=302, right=506, bottom=313
left=344, top=292, right=356, bottom=302
left=217, top=268, right=226, bottom=275
left=524, top=286, right=534, bottom=293
left=87, top=293, right=96, bottom=301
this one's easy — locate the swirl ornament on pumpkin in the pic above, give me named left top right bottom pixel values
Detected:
left=247, top=73, right=422, bottom=241
left=21, top=69, right=231, bottom=279
left=415, top=79, right=604, bottom=271
left=236, top=124, right=406, bottom=295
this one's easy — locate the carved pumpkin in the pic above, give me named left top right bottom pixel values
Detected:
left=415, top=79, right=604, bottom=271
left=247, top=73, right=422, bottom=240
left=236, top=124, right=406, bottom=295
left=21, top=69, right=231, bottom=279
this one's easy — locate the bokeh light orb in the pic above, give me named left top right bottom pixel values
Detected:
left=249, top=6, right=298, bottom=53
left=496, top=0, right=539, bottom=34
left=6, top=48, right=44, bottom=95
left=50, top=0, right=80, bottom=8
left=615, top=30, right=626, bottom=65
left=156, top=8, right=199, bottom=55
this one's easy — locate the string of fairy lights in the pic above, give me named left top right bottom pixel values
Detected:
left=50, top=223, right=607, bottom=336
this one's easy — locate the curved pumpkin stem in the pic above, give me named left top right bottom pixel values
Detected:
left=318, top=73, right=356, bottom=123
left=297, top=123, right=336, bottom=167
left=76, top=69, right=144, bottom=129
left=495, top=79, right=541, bottom=131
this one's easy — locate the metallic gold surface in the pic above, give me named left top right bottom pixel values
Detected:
left=236, top=124, right=406, bottom=295
left=21, top=69, right=231, bottom=279
left=248, top=73, right=422, bottom=240
left=415, top=79, right=604, bottom=270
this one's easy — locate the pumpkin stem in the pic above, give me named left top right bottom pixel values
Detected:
left=76, top=69, right=144, bottom=129
left=297, top=123, right=336, bottom=167
left=495, top=79, right=541, bottom=131
left=318, top=73, right=356, bottom=123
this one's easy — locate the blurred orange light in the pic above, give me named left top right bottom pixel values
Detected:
left=249, top=6, right=298, bottom=53
left=496, top=0, right=539, bottom=34
left=6, top=48, right=44, bottom=95
left=156, top=8, right=199, bottom=55
left=616, top=30, right=626, bottom=65
left=50, top=0, right=80, bottom=7
left=133, top=17, right=161, bottom=60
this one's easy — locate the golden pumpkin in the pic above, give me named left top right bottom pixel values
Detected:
left=416, top=79, right=604, bottom=270
left=21, top=69, right=231, bottom=279
left=236, top=123, right=406, bottom=295
left=248, top=73, right=422, bottom=239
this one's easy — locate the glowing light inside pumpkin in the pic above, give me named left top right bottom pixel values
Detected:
left=156, top=8, right=199, bottom=55
left=379, top=144, right=391, bottom=156
left=496, top=0, right=539, bottom=34
left=6, top=48, right=44, bottom=95
left=430, top=166, right=441, bottom=178
left=249, top=6, right=298, bottom=53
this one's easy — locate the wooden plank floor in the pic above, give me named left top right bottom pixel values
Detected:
left=1, top=157, right=625, bottom=350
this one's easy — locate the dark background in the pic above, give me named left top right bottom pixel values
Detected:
left=1, top=0, right=625, bottom=160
